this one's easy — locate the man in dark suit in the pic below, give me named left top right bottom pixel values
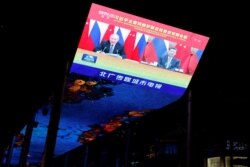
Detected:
left=94, top=33, right=126, bottom=59
left=157, top=47, right=181, bottom=71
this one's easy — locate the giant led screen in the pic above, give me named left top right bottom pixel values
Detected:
left=66, top=2, right=209, bottom=143
left=70, top=3, right=209, bottom=104
left=10, top=3, right=209, bottom=165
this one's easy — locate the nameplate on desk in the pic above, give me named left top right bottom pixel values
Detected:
left=107, top=53, right=122, bottom=59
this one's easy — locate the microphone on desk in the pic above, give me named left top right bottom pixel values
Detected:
left=102, top=47, right=107, bottom=52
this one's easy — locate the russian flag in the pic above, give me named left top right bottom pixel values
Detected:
left=84, top=20, right=101, bottom=51
left=137, top=34, right=147, bottom=58
left=116, top=27, right=130, bottom=47
left=116, top=28, right=125, bottom=46
left=152, top=37, right=168, bottom=59
left=131, top=33, right=147, bottom=61
left=141, top=37, right=168, bottom=64
left=196, top=49, right=203, bottom=61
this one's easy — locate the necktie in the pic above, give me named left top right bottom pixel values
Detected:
left=109, top=45, right=114, bottom=53
left=166, top=57, right=172, bottom=68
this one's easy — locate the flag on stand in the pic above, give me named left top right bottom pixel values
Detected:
left=175, top=43, right=190, bottom=73
left=78, top=18, right=90, bottom=49
left=116, top=28, right=125, bottom=46
left=187, top=53, right=198, bottom=75
left=84, top=20, right=101, bottom=51
left=131, top=34, right=147, bottom=61
left=101, top=24, right=115, bottom=41
left=152, top=37, right=168, bottom=59
left=124, top=31, right=136, bottom=59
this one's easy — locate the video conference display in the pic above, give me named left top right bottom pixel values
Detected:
left=9, top=4, right=210, bottom=165
left=64, top=3, right=210, bottom=145
left=70, top=3, right=209, bottom=97
left=62, top=3, right=210, bottom=146
left=63, top=3, right=209, bottom=145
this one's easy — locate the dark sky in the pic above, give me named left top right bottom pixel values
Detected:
left=1, top=0, right=250, bottom=145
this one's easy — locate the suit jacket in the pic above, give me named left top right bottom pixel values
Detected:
left=157, top=56, right=181, bottom=70
left=94, top=41, right=126, bottom=59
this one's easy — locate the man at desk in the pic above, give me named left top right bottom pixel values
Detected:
left=157, top=47, right=181, bottom=71
left=93, top=33, right=126, bottom=59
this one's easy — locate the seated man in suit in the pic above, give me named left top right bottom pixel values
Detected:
left=157, top=47, right=181, bottom=71
left=94, top=33, right=126, bottom=59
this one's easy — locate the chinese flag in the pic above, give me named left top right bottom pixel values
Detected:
left=130, top=34, right=147, bottom=62
left=180, top=51, right=198, bottom=75
left=131, top=48, right=140, bottom=61
left=124, top=31, right=136, bottom=59
left=175, top=44, right=190, bottom=73
left=141, top=42, right=158, bottom=64
left=102, top=24, right=115, bottom=41
left=187, top=53, right=199, bottom=75
left=78, top=18, right=90, bottom=49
